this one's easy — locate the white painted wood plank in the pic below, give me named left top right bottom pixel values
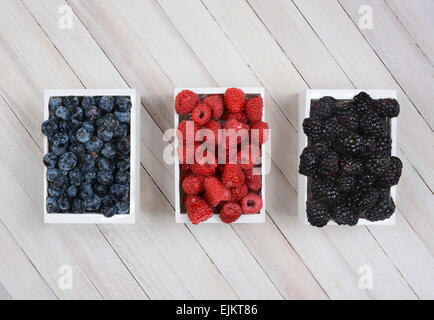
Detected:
left=0, top=220, right=56, bottom=300
left=249, top=0, right=434, bottom=253
left=339, top=0, right=434, bottom=128
left=10, top=0, right=239, bottom=300
left=386, top=0, right=434, bottom=65
left=292, top=0, right=434, bottom=191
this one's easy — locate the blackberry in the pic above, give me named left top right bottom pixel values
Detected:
left=311, top=178, right=341, bottom=204
left=302, top=117, right=323, bottom=142
left=46, top=197, right=59, bottom=213
left=333, top=205, right=359, bottom=226
left=358, top=172, right=377, bottom=187
left=322, top=119, right=346, bottom=141
left=375, top=99, right=400, bottom=118
left=360, top=112, right=387, bottom=137
left=359, top=136, right=376, bottom=158
left=356, top=187, right=381, bottom=214
left=364, top=154, right=390, bottom=175
left=365, top=195, right=395, bottom=221
left=337, top=132, right=364, bottom=156
left=336, top=102, right=360, bottom=130
left=310, top=96, right=336, bottom=120
left=318, top=150, right=339, bottom=176
left=58, top=152, right=77, bottom=172
left=377, top=156, right=403, bottom=187
left=306, top=200, right=330, bottom=227
left=375, top=135, right=392, bottom=156
left=299, top=146, right=320, bottom=177
left=116, top=97, right=132, bottom=112
left=99, top=96, right=115, bottom=112
left=353, top=92, right=374, bottom=115
left=340, top=157, right=364, bottom=176
left=337, top=174, right=356, bottom=193
left=42, top=120, right=58, bottom=137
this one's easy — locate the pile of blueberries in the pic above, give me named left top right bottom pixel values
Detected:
left=42, top=96, right=131, bottom=217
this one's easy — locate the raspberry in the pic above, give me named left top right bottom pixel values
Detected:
left=221, top=164, right=245, bottom=188
left=223, top=119, right=250, bottom=146
left=220, top=202, right=243, bottom=223
left=180, top=170, right=191, bottom=185
left=240, top=193, right=263, bottom=214
left=245, top=96, right=263, bottom=122
left=225, top=88, right=245, bottom=113
left=306, top=200, right=330, bottom=227
left=175, top=90, right=199, bottom=114
left=237, top=144, right=261, bottom=170
left=244, top=168, right=262, bottom=192
left=310, top=96, right=336, bottom=120
left=227, top=112, right=248, bottom=123
left=250, top=121, right=269, bottom=145
left=177, top=142, right=200, bottom=164
left=202, top=120, right=221, bottom=146
left=180, top=164, right=190, bottom=172
left=231, top=184, right=248, bottom=202
left=191, top=161, right=218, bottom=176
left=192, top=103, right=212, bottom=126
left=182, top=175, right=204, bottom=195
left=185, top=196, right=213, bottom=224
left=203, top=176, right=231, bottom=207
left=177, top=120, right=200, bottom=143
left=202, top=94, right=224, bottom=119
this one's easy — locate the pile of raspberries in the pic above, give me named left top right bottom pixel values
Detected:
left=299, top=92, right=402, bottom=227
left=175, top=88, right=269, bottom=224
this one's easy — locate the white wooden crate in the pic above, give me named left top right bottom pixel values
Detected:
left=43, top=89, right=140, bottom=224
left=298, top=89, right=397, bottom=226
left=174, top=87, right=268, bottom=224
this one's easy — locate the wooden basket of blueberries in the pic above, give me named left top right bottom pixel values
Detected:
left=42, top=89, right=139, bottom=224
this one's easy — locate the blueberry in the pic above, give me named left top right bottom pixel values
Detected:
left=55, top=106, right=71, bottom=120
left=99, top=96, right=115, bottom=112
left=46, top=197, right=59, bottom=213
left=85, top=105, right=101, bottom=120
left=77, top=154, right=95, bottom=172
left=97, top=126, right=113, bottom=142
left=116, top=158, right=130, bottom=171
left=84, top=195, right=102, bottom=211
left=69, top=167, right=83, bottom=186
left=63, top=96, right=80, bottom=110
left=71, top=107, right=83, bottom=121
left=110, top=184, right=128, bottom=201
left=97, top=157, right=114, bottom=171
left=53, top=132, right=69, bottom=147
left=115, top=138, right=130, bottom=155
left=69, top=142, right=85, bottom=155
left=42, top=120, right=58, bottom=137
left=58, top=195, right=71, bottom=211
left=97, top=114, right=119, bottom=131
left=52, top=144, right=68, bottom=156
left=116, top=97, right=132, bottom=112
left=113, top=123, right=128, bottom=138
left=84, top=167, right=98, bottom=182
left=79, top=182, right=93, bottom=199
left=58, top=152, right=77, bottom=172
left=85, top=136, right=103, bottom=152
left=101, top=142, right=116, bottom=158
left=102, top=206, right=116, bottom=218
left=72, top=198, right=84, bottom=213
left=76, top=126, right=91, bottom=143
left=115, top=201, right=129, bottom=214
left=47, top=168, right=61, bottom=182
left=97, top=170, right=113, bottom=185
left=49, top=97, right=63, bottom=114
left=57, top=120, right=70, bottom=133
left=82, top=121, right=95, bottom=135
left=94, top=183, right=107, bottom=196
left=48, top=187, right=62, bottom=197
left=102, top=195, right=115, bottom=207
left=81, top=96, right=95, bottom=109
left=114, top=111, right=130, bottom=123
left=66, top=185, right=78, bottom=198
left=115, top=170, right=130, bottom=184
left=51, top=175, right=69, bottom=192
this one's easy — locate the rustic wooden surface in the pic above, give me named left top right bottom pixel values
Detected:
left=0, top=0, right=433, bottom=300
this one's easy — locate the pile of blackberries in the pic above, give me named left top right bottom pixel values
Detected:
left=42, top=96, right=131, bottom=217
left=299, top=92, right=402, bottom=227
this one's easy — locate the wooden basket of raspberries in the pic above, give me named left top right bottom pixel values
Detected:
left=174, top=88, right=269, bottom=224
